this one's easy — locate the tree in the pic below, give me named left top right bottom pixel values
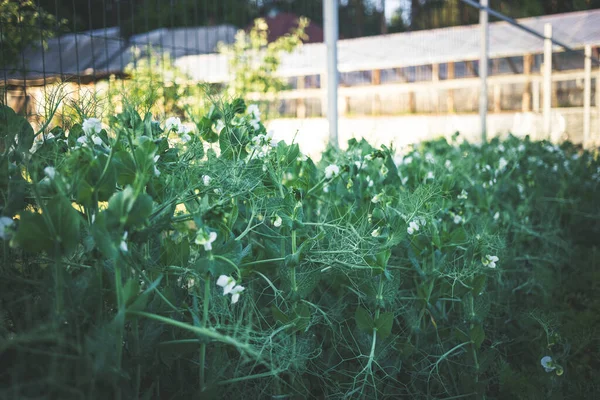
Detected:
left=0, top=0, right=66, bottom=69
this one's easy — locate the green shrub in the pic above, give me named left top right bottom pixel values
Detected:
left=0, top=100, right=599, bottom=399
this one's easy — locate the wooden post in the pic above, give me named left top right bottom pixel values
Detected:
left=408, top=91, right=416, bottom=114
left=431, top=63, right=439, bottom=113
left=296, top=76, right=306, bottom=118
left=583, top=45, right=591, bottom=147
left=543, top=23, right=553, bottom=138
left=372, top=69, right=381, bottom=115
left=522, top=54, right=533, bottom=112
left=447, top=62, right=455, bottom=113
left=533, top=79, right=540, bottom=113
left=493, top=84, right=501, bottom=113
left=596, top=48, right=600, bottom=144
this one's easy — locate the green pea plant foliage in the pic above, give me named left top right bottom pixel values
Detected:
left=0, top=97, right=599, bottom=400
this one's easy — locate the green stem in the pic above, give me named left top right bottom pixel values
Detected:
left=133, top=319, right=141, bottom=399
left=199, top=273, right=211, bottom=392
left=240, top=257, right=286, bottom=267
left=128, top=311, right=264, bottom=362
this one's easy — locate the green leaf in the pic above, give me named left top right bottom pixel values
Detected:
left=470, top=324, right=485, bottom=349
left=449, top=227, right=468, bottom=245
left=113, top=151, right=137, bottom=186
left=471, top=275, right=487, bottom=296
left=375, top=312, right=394, bottom=339
left=271, top=306, right=289, bottom=325
left=11, top=212, right=51, bottom=253
left=128, top=275, right=163, bottom=313
left=160, top=238, right=190, bottom=267
left=46, top=196, right=81, bottom=256
left=355, top=307, right=374, bottom=333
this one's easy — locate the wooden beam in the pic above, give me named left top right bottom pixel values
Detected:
left=522, top=54, right=533, bottom=112
left=372, top=69, right=382, bottom=115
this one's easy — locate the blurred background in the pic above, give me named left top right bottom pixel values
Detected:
left=2, top=0, right=600, bottom=156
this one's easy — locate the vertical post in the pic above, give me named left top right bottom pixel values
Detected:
left=297, top=76, right=306, bottom=118
left=583, top=45, right=591, bottom=147
left=479, top=0, right=489, bottom=142
left=431, top=63, right=439, bottom=113
left=493, top=84, right=501, bottom=113
left=372, top=69, right=381, bottom=115
left=596, top=48, right=600, bottom=144
left=522, top=54, right=533, bottom=112
left=447, top=62, right=455, bottom=113
left=533, top=79, right=540, bottom=113
left=543, top=23, right=553, bottom=138
left=323, top=0, right=339, bottom=148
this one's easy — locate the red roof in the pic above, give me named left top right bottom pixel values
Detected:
left=249, top=12, right=324, bottom=44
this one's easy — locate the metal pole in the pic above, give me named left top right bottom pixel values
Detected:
left=584, top=45, right=591, bottom=148
left=323, top=0, right=339, bottom=148
left=543, top=23, right=553, bottom=139
left=479, top=0, right=489, bottom=142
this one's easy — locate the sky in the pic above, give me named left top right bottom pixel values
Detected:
left=385, top=0, right=410, bottom=23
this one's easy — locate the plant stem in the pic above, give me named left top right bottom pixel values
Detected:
left=199, top=273, right=211, bottom=393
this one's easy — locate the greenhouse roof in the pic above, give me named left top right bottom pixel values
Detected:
left=2, top=25, right=237, bottom=84
left=176, top=9, right=600, bottom=82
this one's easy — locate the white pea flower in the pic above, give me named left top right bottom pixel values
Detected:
left=540, top=356, right=556, bottom=372
left=444, top=159, right=453, bottom=171
left=493, top=211, right=500, bottom=221
left=401, top=176, right=409, bottom=185
left=457, top=189, right=468, bottom=200
left=323, top=185, right=329, bottom=193
left=482, top=254, right=499, bottom=269
left=119, top=231, right=128, bottom=252
left=195, top=230, right=217, bottom=251
left=230, top=285, right=245, bottom=304
left=371, top=193, right=383, bottom=204
left=453, top=214, right=463, bottom=224
left=366, top=176, right=374, bottom=187
left=91, top=134, right=103, bottom=146
left=498, top=144, right=505, bottom=152
left=216, top=275, right=237, bottom=295
left=247, top=104, right=261, bottom=120
left=426, top=171, right=435, bottom=180
left=202, top=175, right=212, bottom=186
left=181, top=133, right=192, bottom=143
left=325, top=164, right=340, bottom=179
left=76, top=136, right=88, bottom=147
left=407, top=221, right=419, bottom=235
left=266, top=130, right=279, bottom=147
left=165, top=117, right=183, bottom=133
left=403, top=156, right=413, bottom=165
left=216, top=275, right=245, bottom=304
left=44, top=166, right=56, bottom=180
left=425, top=153, right=435, bottom=163
left=214, top=119, right=226, bottom=134
left=273, top=215, right=282, bottom=228
left=498, top=157, right=508, bottom=172
left=82, top=118, right=102, bottom=135
left=371, top=227, right=381, bottom=238
left=518, top=144, right=525, bottom=152
left=0, top=217, right=15, bottom=240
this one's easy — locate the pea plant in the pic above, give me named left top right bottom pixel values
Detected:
left=0, top=99, right=598, bottom=399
